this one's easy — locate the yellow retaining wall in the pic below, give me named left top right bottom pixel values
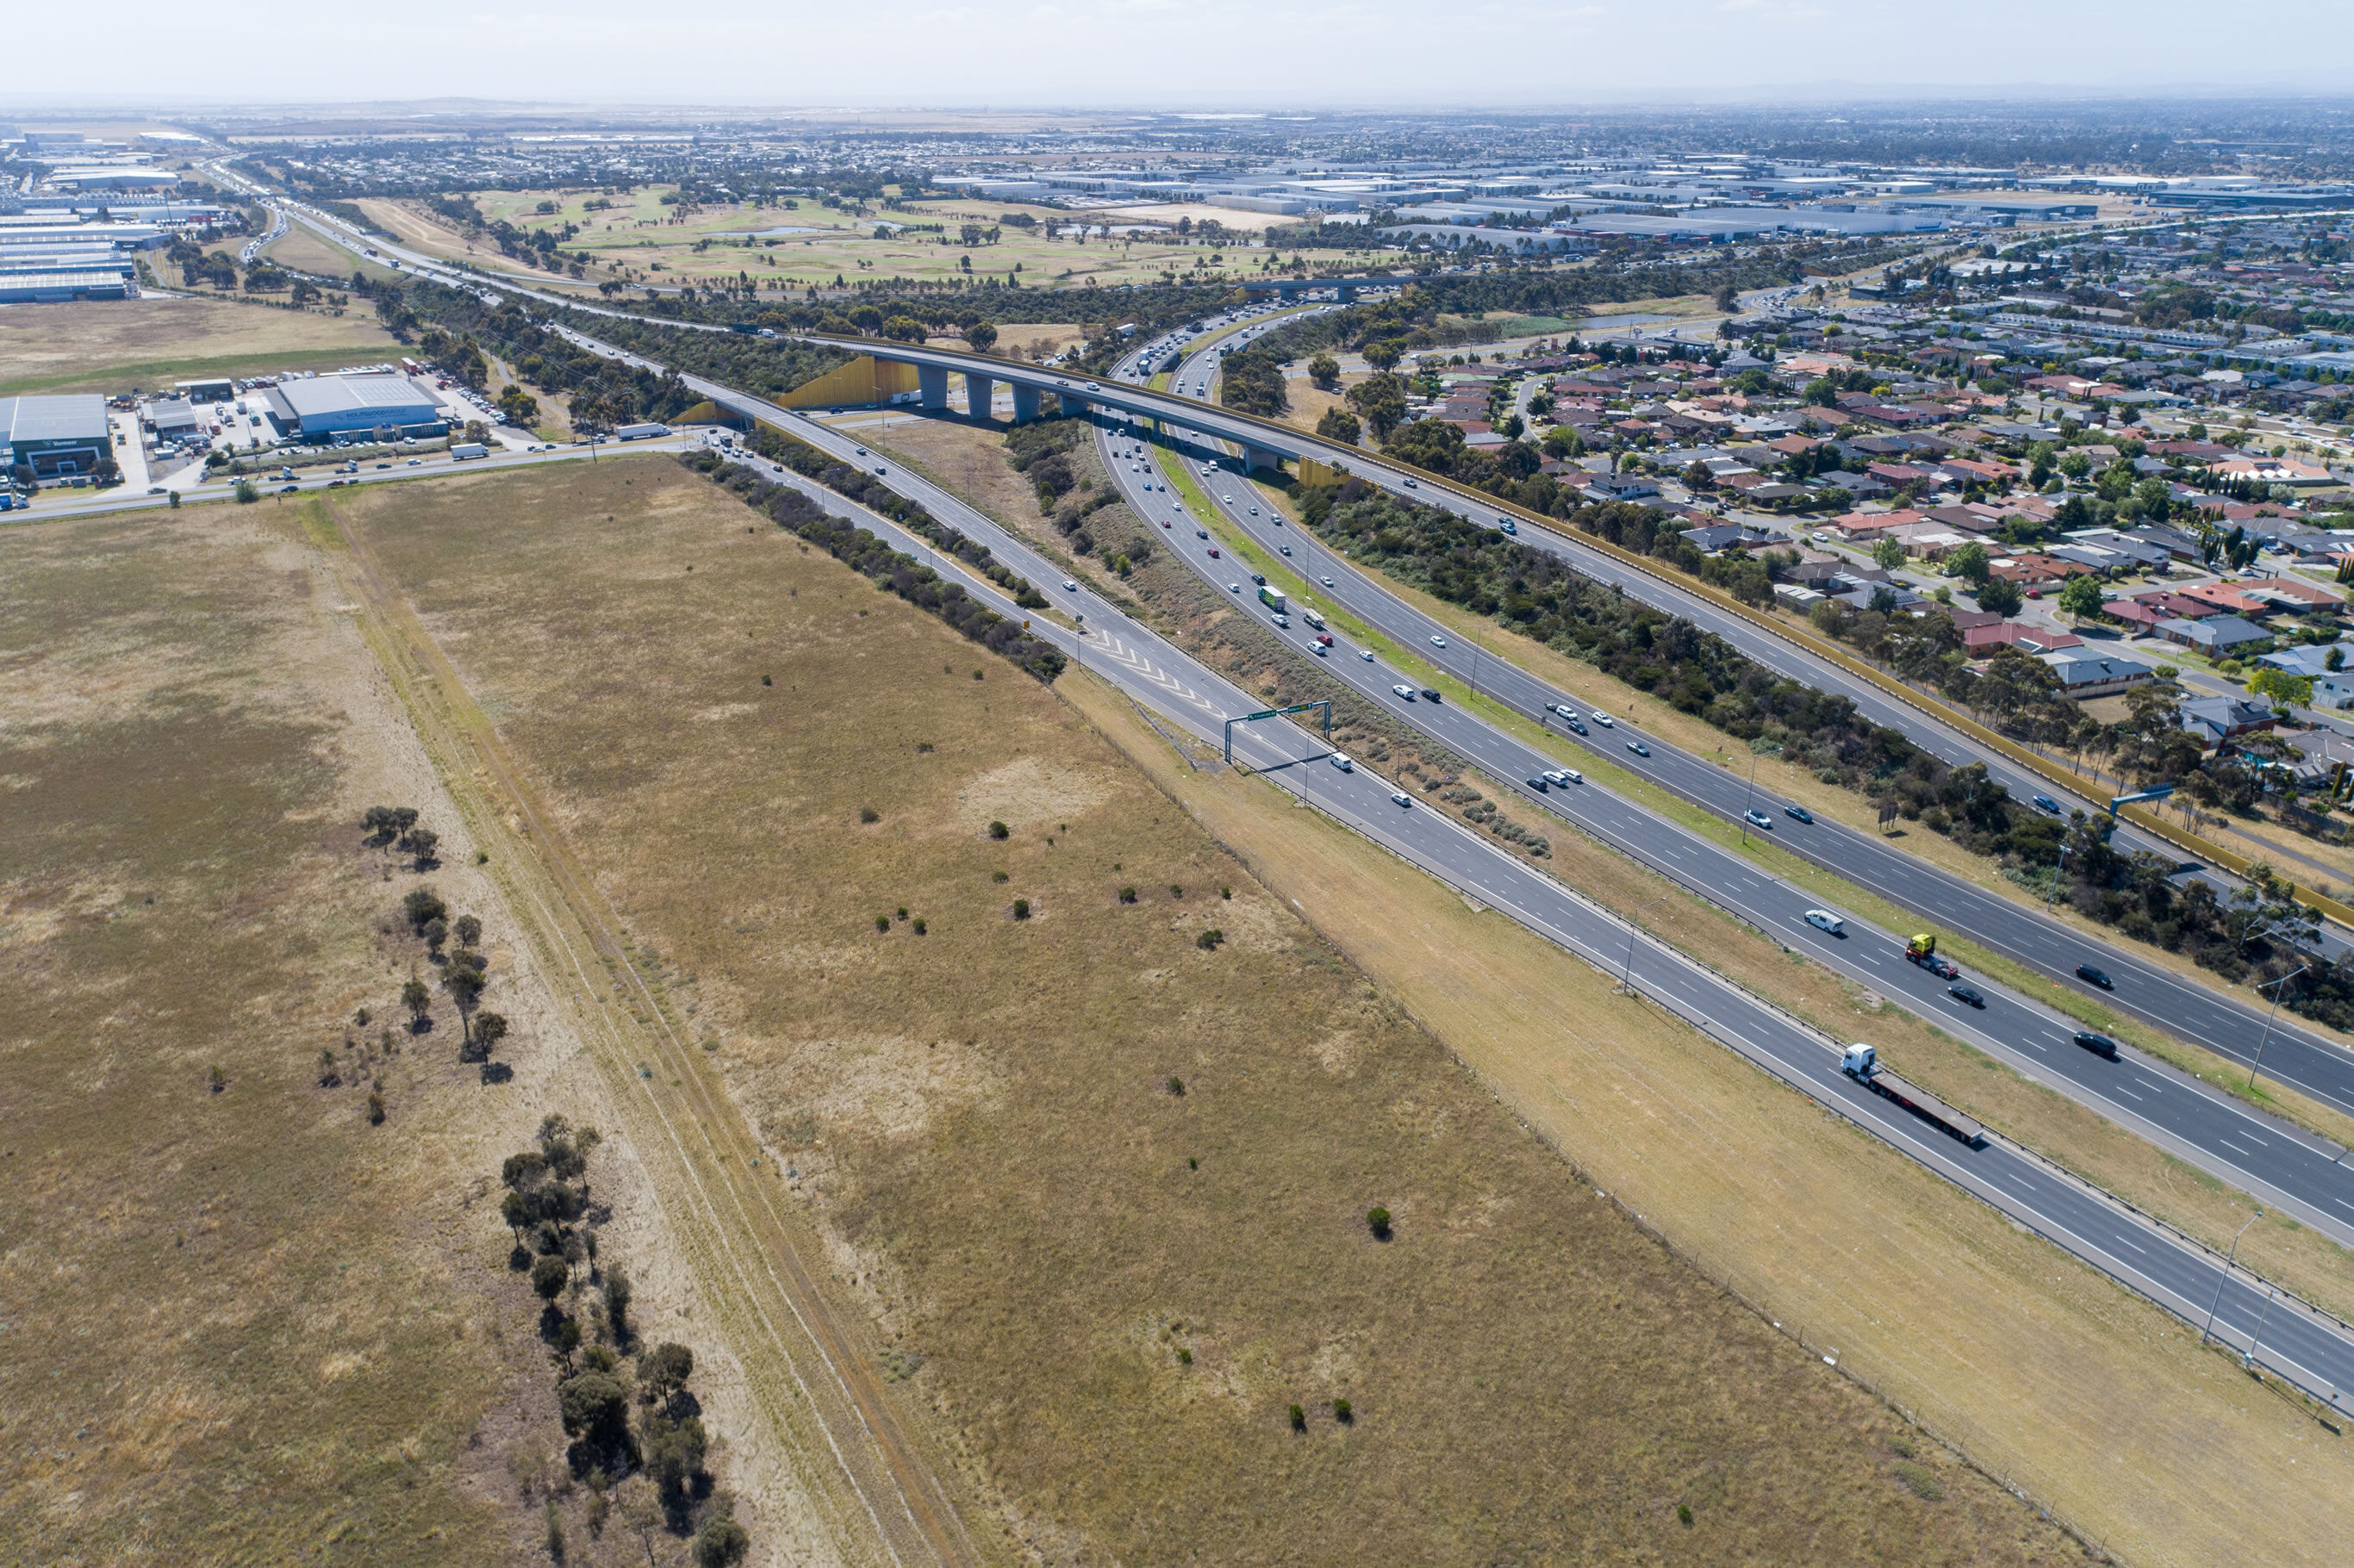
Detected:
left=775, top=354, right=921, bottom=409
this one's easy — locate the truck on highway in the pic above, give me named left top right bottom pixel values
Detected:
left=1905, top=932, right=1958, bottom=980
left=449, top=443, right=489, bottom=461
left=1842, top=1043, right=1985, bottom=1147
left=614, top=422, right=672, bottom=442
left=1257, top=585, right=1288, bottom=615
left=1300, top=607, right=1326, bottom=631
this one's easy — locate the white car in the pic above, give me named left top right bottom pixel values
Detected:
left=1591, top=712, right=1615, bottom=728
left=1330, top=751, right=1354, bottom=773
left=1429, top=635, right=1448, bottom=649
left=1321, top=576, right=1335, bottom=587
left=1391, top=790, right=1413, bottom=807
left=1541, top=769, right=1572, bottom=787
left=1359, top=649, right=1375, bottom=662
left=1803, top=909, right=1845, bottom=936
left=1228, top=583, right=1242, bottom=594
left=1392, top=683, right=1417, bottom=700
left=1062, top=580, right=1079, bottom=591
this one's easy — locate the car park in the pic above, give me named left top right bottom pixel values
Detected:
left=1744, top=809, right=1773, bottom=830
left=1784, top=804, right=1813, bottom=824
left=2073, top=1030, right=2120, bottom=1060
left=1803, top=909, right=1845, bottom=936
left=2076, top=964, right=2113, bottom=989
left=1948, top=984, right=1986, bottom=1008
left=1626, top=739, right=1650, bottom=757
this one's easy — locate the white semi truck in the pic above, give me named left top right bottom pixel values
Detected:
left=1841, top=1043, right=1984, bottom=1148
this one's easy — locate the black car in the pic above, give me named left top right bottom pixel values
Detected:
left=1526, top=775, right=1549, bottom=793
left=1420, top=688, right=1442, bottom=703
left=1948, top=983, right=1986, bottom=1008
left=2072, top=1030, right=2120, bottom=1060
left=2075, top=964, right=2113, bottom=990
left=1784, top=804, right=1814, bottom=824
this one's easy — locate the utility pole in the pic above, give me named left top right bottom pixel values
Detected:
left=2046, top=842, right=2071, bottom=914
left=2248, top=965, right=2309, bottom=1090
left=2201, top=1210, right=2261, bottom=1347
left=1741, top=745, right=1781, bottom=844
left=1622, top=896, right=1670, bottom=998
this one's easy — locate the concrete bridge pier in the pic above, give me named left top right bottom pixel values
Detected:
left=1241, top=444, right=1286, bottom=474
left=1009, top=383, right=1043, bottom=423
left=965, top=372, right=997, bottom=421
left=918, top=363, right=950, bottom=411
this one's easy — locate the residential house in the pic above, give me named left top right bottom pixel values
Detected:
left=2257, top=644, right=2354, bottom=710
left=1965, top=621, right=2084, bottom=655
left=2155, top=615, right=2273, bottom=654
left=2178, top=694, right=2277, bottom=745
left=2039, top=650, right=2156, bottom=698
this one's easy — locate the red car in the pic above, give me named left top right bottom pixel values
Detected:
left=1315, top=633, right=1334, bottom=647
left=1207, top=546, right=1220, bottom=557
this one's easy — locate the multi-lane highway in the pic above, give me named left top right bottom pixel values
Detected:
left=672, top=372, right=2354, bottom=1413
left=1091, top=334, right=2354, bottom=1250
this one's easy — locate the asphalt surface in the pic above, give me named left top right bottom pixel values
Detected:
left=676, top=399, right=2354, bottom=1415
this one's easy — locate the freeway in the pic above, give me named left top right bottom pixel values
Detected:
left=677, top=372, right=2354, bottom=1414
left=1087, top=368, right=2354, bottom=1250
left=263, top=183, right=2354, bottom=1148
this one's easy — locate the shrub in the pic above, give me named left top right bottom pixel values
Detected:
left=860, top=806, right=880, bottom=823
left=1169, top=883, right=1183, bottom=898
left=367, top=1091, right=386, bottom=1124
left=1118, top=886, right=1137, bottom=903
left=1333, top=1397, right=1353, bottom=1424
left=912, top=918, right=926, bottom=935
left=209, top=1065, right=225, bottom=1092
left=1367, top=1205, right=1392, bottom=1239
left=875, top=914, right=890, bottom=932
left=1012, top=898, right=1031, bottom=919
left=1287, top=1403, right=1306, bottom=1432
left=1176, top=1347, right=1193, bottom=1365
left=1677, top=1503, right=1694, bottom=1526
left=1196, top=929, right=1224, bottom=950
left=1167, top=1075, right=1185, bottom=1096
left=988, top=820, right=1009, bottom=839
left=403, top=887, right=447, bottom=930
left=991, top=870, right=1008, bottom=883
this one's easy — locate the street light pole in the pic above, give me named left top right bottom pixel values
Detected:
left=2201, top=1210, right=2262, bottom=1346
left=1622, top=896, right=1671, bottom=998
left=2249, top=965, right=2309, bottom=1090
left=2248, top=1284, right=2278, bottom=1373
left=1739, top=745, right=1779, bottom=844
left=2046, top=842, right=2071, bottom=914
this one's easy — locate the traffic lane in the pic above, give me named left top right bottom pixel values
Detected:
left=770, top=404, right=2354, bottom=1405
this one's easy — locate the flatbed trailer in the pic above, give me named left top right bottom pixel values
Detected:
left=1842, top=1044, right=1985, bottom=1148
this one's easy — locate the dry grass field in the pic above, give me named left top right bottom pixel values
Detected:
left=333, top=452, right=2087, bottom=1565
left=1068, top=676, right=2354, bottom=1568
left=0, top=295, right=400, bottom=395
left=0, top=501, right=570, bottom=1563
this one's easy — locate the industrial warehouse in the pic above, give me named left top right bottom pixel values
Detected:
left=0, top=393, right=111, bottom=481
left=258, top=372, right=447, bottom=440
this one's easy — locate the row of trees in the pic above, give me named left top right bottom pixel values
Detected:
left=501, top=1117, right=748, bottom=1565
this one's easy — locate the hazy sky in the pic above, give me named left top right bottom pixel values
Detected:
left=18, top=1, right=2354, bottom=110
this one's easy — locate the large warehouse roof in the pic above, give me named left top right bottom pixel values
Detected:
left=274, top=373, right=438, bottom=421
left=0, top=393, right=109, bottom=445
